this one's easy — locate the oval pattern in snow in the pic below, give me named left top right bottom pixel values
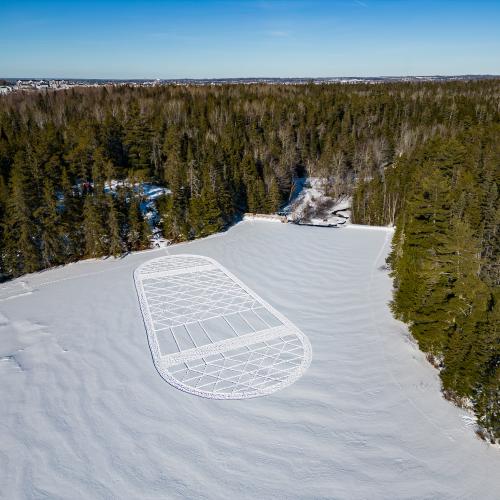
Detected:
left=134, top=254, right=312, bottom=399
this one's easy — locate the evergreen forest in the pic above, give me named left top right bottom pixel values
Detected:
left=0, top=81, right=498, bottom=440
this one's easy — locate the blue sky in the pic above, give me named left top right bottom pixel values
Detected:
left=1, top=0, right=499, bottom=78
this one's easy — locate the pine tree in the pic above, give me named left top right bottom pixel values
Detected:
left=200, top=187, right=224, bottom=236
left=61, top=167, right=83, bottom=259
left=0, top=173, right=9, bottom=275
left=35, top=178, right=62, bottom=268
left=161, top=161, right=188, bottom=240
left=106, top=197, right=124, bottom=257
left=3, top=158, right=40, bottom=276
left=247, top=178, right=266, bottom=213
left=267, top=176, right=282, bottom=213
left=91, top=148, right=107, bottom=192
left=160, top=191, right=187, bottom=241
left=163, top=126, right=182, bottom=184
left=64, top=128, right=95, bottom=182
left=82, top=195, right=106, bottom=257
left=124, top=100, right=152, bottom=172
left=127, top=197, right=151, bottom=250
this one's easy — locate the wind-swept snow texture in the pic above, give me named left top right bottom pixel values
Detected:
left=1, top=221, right=499, bottom=499
left=134, top=255, right=311, bottom=399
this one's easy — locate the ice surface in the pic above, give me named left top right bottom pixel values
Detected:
left=0, top=221, right=499, bottom=499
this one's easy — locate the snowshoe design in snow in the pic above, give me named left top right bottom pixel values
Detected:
left=134, top=254, right=312, bottom=399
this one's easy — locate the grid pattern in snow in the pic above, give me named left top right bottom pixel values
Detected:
left=134, top=254, right=312, bottom=399
left=168, top=333, right=305, bottom=397
left=137, top=255, right=211, bottom=276
left=141, top=269, right=258, bottom=329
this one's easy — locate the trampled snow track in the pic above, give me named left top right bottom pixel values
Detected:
left=134, top=254, right=312, bottom=399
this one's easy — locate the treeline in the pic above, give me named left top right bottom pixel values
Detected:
left=2, top=80, right=499, bottom=274
left=1, top=151, right=152, bottom=276
left=354, top=127, right=499, bottom=440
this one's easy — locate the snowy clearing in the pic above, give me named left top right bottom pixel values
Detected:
left=0, top=221, right=499, bottom=499
left=103, top=179, right=171, bottom=247
left=283, top=177, right=351, bottom=227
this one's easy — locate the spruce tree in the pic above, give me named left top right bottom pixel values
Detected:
left=200, top=187, right=223, bottom=236
left=3, top=158, right=40, bottom=276
left=127, top=197, right=151, bottom=250
left=106, top=197, right=124, bottom=257
left=187, top=195, right=203, bottom=238
left=247, top=178, right=266, bottom=213
left=267, top=177, right=282, bottom=213
left=82, top=195, right=106, bottom=258
left=61, top=167, right=83, bottom=259
left=124, top=100, right=152, bottom=172
left=35, top=178, right=62, bottom=268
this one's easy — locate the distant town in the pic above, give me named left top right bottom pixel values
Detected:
left=0, top=75, right=498, bottom=95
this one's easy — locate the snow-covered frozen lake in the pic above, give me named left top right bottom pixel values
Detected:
left=1, top=221, right=499, bottom=499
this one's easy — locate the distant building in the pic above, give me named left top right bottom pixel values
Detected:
left=35, top=80, right=50, bottom=89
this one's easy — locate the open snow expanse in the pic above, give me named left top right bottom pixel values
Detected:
left=1, top=221, right=499, bottom=499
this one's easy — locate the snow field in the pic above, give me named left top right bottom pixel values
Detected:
left=0, top=221, right=499, bottom=499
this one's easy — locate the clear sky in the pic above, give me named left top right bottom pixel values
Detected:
left=1, top=0, right=499, bottom=79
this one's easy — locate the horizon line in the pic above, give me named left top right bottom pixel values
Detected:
left=2, top=74, right=500, bottom=82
